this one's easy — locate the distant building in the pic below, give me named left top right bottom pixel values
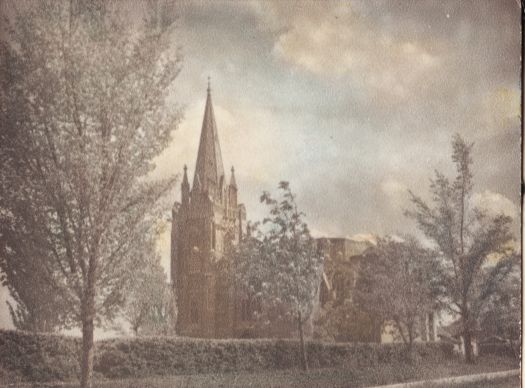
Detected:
left=316, top=237, right=439, bottom=344
left=171, top=83, right=247, bottom=338
left=381, top=313, right=438, bottom=344
left=315, top=237, right=382, bottom=342
left=437, top=320, right=479, bottom=356
left=316, top=237, right=374, bottom=308
left=171, top=87, right=439, bottom=342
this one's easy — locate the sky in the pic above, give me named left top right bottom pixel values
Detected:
left=151, top=0, right=521, bottom=267
left=0, top=0, right=521, bottom=330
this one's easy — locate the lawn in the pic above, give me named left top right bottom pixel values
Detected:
left=5, top=355, right=517, bottom=388
left=457, top=376, right=520, bottom=388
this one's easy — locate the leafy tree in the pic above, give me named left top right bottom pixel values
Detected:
left=407, top=134, right=514, bottom=362
left=124, top=249, right=174, bottom=336
left=313, top=252, right=381, bottom=343
left=354, top=236, right=439, bottom=354
left=0, top=208, right=70, bottom=332
left=0, top=1, right=181, bottom=386
left=314, top=300, right=380, bottom=343
left=478, top=254, right=520, bottom=344
left=2, top=261, right=67, bottom=333
left=233, top=182, right=323, bottom=370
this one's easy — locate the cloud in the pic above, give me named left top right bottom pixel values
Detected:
left=349, top=233, right=378, bottom=245
left=152, top=94, right=312, bottom=277
left=264, top=2, right=440, bottom=102
left=481, top=87, right=521, bottom=133
left=2, top=0, right=521, bottom=331
left=381, top=177, right=407, bottom=197
left=471, top=190, right=519, bottom=220
left=153, top=94, right=305, bottom=199
left=253, top=0, right=520, bottom=147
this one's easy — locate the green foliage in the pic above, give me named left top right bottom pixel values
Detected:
left=123, top=249, right=174, bottom=336
left=0, top=329, right=455, bottom=383
left=478, top=254, right=520, bottom=343
left=406, top=134, right=515, bottom=361
left=354, top=236, right=439, bottom=348
left=314, top=300, right=381, bottom=343
left=232, top=182, right=324, bottom=369
left=0, top=1, right=182, bottom=385
left=0, top=330, right=81, bottom=382
left=0, top=0, right=181, bottom=325
left=233, top=182, right=323, bottom=326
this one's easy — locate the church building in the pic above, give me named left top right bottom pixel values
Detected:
left=171, top=82, right=248, bottom=338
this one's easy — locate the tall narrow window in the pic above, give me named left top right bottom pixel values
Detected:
left=212, top=223, right=216, bottom=249
left=241, top=298, right=248, bottom=321
left=190, top=301, right=199, bottom=323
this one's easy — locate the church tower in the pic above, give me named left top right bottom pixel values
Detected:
left=171, top=82, right=246, bottom=338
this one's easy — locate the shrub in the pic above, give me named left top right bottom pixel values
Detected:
left=0, top=329, right=80, bottom=382
left=479, top=342, right=519, bottom=358
left=0, top=329, right=455, bottom=382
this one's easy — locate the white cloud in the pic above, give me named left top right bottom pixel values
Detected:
left=349, top=233, right=378, bottom=245
left=481, top=87, right=521, bottom=134
left=381, top=176, right=410, bottom=210
left=381, top=176, right=407, bottom=196
left=265, top=2, right=440, bottom=100
left=471, top=190, right=519, bottom=220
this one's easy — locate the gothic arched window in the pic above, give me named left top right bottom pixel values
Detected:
left=190, top=301, right=199, bottom=323
left=211, top=223, right=216, bottom=250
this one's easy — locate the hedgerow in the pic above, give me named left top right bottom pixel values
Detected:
left=0, top=329, right=454, bottom=382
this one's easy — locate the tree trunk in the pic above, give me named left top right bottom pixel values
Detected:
left=297, top=311, right=308, bottom=371
left=407, top=327, right=414, bottom=363
left=463, top=329, right=474, bottom=363
left=80, top=294, right=95, bottom=388
left=462, top=302, right=474, bottom=363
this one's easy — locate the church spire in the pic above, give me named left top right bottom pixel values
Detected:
left=182, top=164, right=189, bottom=187
left=193, top=79, right=225, bottom=196
left=181, top=164, right=190, bottom=207
left=230, top=166, right=237, bottom=188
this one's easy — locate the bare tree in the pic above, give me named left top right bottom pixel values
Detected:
left=406, top=134, right=514, bottom=363
left=354, top=236, right=439, bottom=355
left=0, top=1, right=181, bottom=386
left=233, top=182, right=324, bottom=370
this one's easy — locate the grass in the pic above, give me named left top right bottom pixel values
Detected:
left=458, top=376, right=520, bottom=388
left=5, top=355, right=518, bottom=388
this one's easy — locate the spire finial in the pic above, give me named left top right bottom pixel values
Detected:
left=230, top=166, right=237, bottom=188
left=182, top=164, right=189, bottom=187
left=207, top=76, right=211, bottom=94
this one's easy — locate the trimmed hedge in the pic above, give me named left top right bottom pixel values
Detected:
left=479, top=342, right=520, bottom=359
left=0, top=329, right=81, bottom=382
left=0, top=329, right=454, bottom=382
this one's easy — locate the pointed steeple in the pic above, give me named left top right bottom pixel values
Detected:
left=193, top=173, right=201, bottom=192
left=181, top=165, right=190, bottom=207
left=182, top=164, right=189, bottom=187
left=193, top=78, right=225, bottom=197
left=229, top=166, right=237, bottom=189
